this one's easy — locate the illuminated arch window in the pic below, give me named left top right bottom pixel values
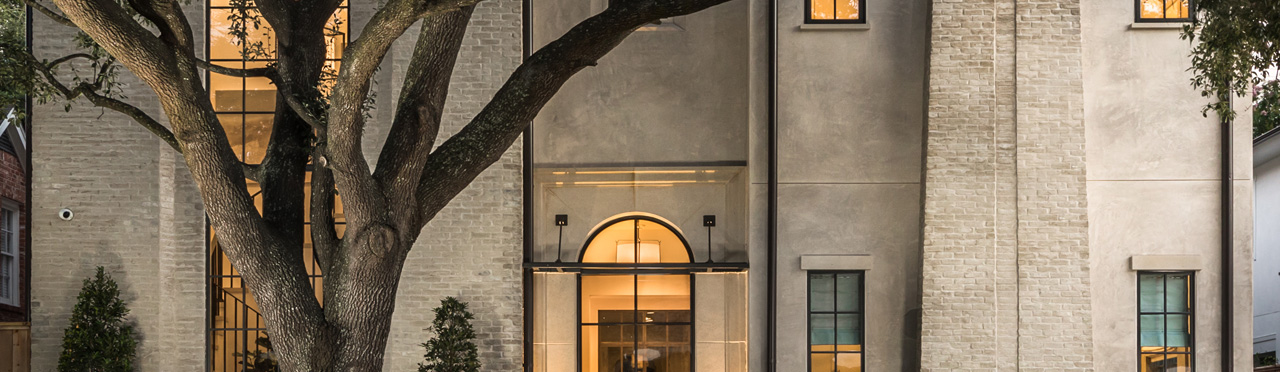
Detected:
left=1136, top=0, right=1192, bottom=22
left=806, top=0, right=864, bottom=24
left=578, top=213, right=693, bottom=372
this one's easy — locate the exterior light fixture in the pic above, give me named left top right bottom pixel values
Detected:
left=554, top=214, right=567, bottom=263
left=704, top=215, right=716, bottom=263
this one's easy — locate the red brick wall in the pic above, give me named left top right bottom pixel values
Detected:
left=0, top=149, right=26, bottom=322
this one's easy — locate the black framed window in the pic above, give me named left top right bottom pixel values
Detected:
left=808, top=271, right=863, bottom=372
left=805, top=0, right=864, bottom=24
left=1138, top=271, right=1195, bottom=372
left=1136, top=0, right=1192, bottom=22
left=204, top=2, right=348, bottom=371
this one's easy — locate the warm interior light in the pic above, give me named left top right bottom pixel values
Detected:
left=616, top=241, right=661, bottom=263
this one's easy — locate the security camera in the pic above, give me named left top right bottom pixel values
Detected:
left=58, top=208, right=73, bottom=221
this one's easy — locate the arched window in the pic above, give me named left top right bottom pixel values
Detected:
left=578, top=213, right=693, bottom=372
left=578, top=213, right=693, bottom=264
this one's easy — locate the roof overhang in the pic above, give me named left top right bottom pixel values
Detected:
left=0, top=109, right=27, bottom=173
left=1255, top=128, right=1280, bottom=168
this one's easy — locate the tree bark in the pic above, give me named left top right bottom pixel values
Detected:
left=32, top=0, right=738, bottom=369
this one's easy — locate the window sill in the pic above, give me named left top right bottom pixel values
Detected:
left=798, top=23, right=870, bottom=31
left=800, top=254, right=873, bottom=271
left=1129, top=22, right=1189, bottom=30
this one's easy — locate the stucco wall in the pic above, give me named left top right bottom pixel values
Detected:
left=772, top=0, right=930, bottom=370
left=1080, top=0, right=1256, bottom=369
left=530, top=0, right=749, bottom=165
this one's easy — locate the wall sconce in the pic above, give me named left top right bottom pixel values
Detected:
left=704, top=215, right=716, bottom=263
left=555, top=214, right=568, bottom=263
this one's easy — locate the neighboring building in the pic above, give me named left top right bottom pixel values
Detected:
left=0, top=109, right=27, bottom=324
left=26, top=0, right=1254, bottom=371
left=1256, top=128, right=1280, bottom=360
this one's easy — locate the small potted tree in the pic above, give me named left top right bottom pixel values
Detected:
left=57, top=267, right=137, bottom=372
left=419, top=297, right=481, bottom=372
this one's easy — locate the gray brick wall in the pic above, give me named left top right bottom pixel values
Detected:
left=921, top=0, right=1005, bottom=367
left=922, top=0, right=1094, bottom=369
left=380, top=0, right=525, bottom=370
left=30, top=0, right=525, bottom=370
left=1012, top=0, right=1094, bottom=369
left=29, top=13, right=168, bottom=371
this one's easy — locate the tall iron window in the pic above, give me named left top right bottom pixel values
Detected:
left=1138, top=271, right=1195, bottom=372
left=805, top=0, right=864, bottom=24
left=578, top=215, right=695, bottom=372
left=1136, top=0, right=1192, bottom=22
left=0, top=204, right=17, bottom=307
left=205, top=2, right=348, bottom=371
left=808, top=271, right=863, bottom=372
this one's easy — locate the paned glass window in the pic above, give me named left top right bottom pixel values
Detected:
left=0, top=206, right=17, bottom=307
left=806, top=0, right=864, bottom=24
left=1137, top=0, right=1192, bottom=22
left=205, top=2, right=348, bottom=371
left=1138, top=271, right=1195, bottom=372
left=809, top=271, right=863, bottom=372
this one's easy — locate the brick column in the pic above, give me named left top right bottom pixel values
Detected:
left=922, top=0, right=1093, bottom=369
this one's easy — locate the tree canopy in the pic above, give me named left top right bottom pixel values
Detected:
left=1184, top=0, right=1280, bottom=122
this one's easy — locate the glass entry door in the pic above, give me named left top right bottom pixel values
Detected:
left=581, top=274, right=692, bottom=372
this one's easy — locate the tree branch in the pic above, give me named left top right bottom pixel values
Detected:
left=195, top=58, right=273, bottom=78
left=373, top=6, right=473, bottom=223
left=414, top=0, right=735, bottom=222
left=23, top=51, right=183, bottom=153
left=23, top=0, right=76, bottom=27
left=322, top=0, right=482, bottom=228
left=125, top=0, right=195, bottom=50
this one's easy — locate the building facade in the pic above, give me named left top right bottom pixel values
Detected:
left=27, top=0, right=1255, bottom=371
left=1255, top=129, right=1279, bottom=362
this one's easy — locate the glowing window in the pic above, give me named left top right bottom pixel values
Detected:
left=807, top=0, right=863, bottom=24
left=205, top=3, right=348, bottom=371
left=1137, top=0, right=1191, bottom=22
left=809, top=271, right=863, bottom=372
left=579, top=215, right=691, bottom=264
left=1138, top=272, right=1195, bottom=372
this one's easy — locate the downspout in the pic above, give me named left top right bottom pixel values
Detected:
left=520, top=0, right=533, bottom=369
left=1220, top=87, right=1234, bottom=372
left=766, top=0, right=778, bottom=368
left=21, top=3, right=30, bottom=325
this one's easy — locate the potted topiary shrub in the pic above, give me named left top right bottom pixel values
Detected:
left=419, top=297, right=481, bottom=372
left=57, top=267, right=137, bottom=372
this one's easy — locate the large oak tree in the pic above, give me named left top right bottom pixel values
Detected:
left=0, top=0, right=735, bottom=369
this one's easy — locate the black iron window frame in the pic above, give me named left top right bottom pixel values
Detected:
left=203, top=3, right=348, bottom=371
left=1136, top=270, right=1196, bottom=372
left=803, top=0, right=866, bottom=24
left=806, top=271, right=865, bottom=372
left=1133, top=0, right=1194, bottom=23
left=576, top=271, right=696, bottom=372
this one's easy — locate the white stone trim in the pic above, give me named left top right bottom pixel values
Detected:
left=1128, top=22, right=1188, bottom=30
left=798, top=23, right=871, bottom=31
left=1130, top=255, right=1203, bottom=271
left=800, top=254, right=873, bottom=271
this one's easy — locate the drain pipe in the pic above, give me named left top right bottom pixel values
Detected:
left=1219, top=87, right=1234, bottom=372
left=766, top=0, right=779, bottom=368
